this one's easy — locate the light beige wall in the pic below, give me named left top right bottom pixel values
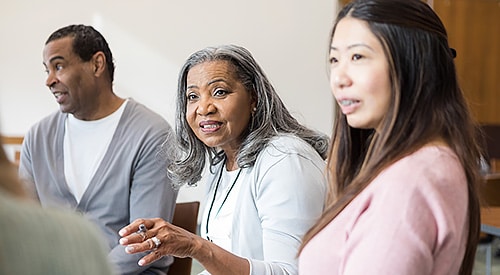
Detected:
left=0, top=0, right=336, bottom=137
left=0, top=0, right=337, bottom=205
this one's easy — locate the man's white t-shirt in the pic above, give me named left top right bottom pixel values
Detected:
left=64, top=100, right=128, bottom=202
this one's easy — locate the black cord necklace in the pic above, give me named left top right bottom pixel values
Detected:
left=205, top=159, right=243, bottom=241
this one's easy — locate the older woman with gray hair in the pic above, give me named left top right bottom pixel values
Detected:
left=119, top=44, right=328, bottom=275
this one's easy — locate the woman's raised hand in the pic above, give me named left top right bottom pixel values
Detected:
left=119, top=218, right=201, bottom=266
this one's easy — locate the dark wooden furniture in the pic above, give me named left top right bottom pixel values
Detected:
left=168, top=201, right=200, bottom=275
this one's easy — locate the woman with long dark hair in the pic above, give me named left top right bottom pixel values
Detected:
left=299, top=1, right=482, bottom=274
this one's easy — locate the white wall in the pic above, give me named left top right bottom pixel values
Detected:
left=0, top=0, right=336, bottom=206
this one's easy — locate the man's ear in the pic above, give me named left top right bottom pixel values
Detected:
left=92, top=52, right=106, bottom=77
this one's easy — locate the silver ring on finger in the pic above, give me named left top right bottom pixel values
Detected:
left=151, top=236, right=161, bottom=250
left=136, top=224, right=147, bottom=241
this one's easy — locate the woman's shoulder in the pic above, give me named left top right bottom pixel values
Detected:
left=0, top=192, right=103, bottom=244
left=401, top=145, right=460, bottom=172
left=0, top=191, right=115, bottom=274
left=375, top=145, right=464, bottom=192
left=357, top=145, right=467, bottom=220
left=264, top=133, right=319, bottom=155
left=254, top=133, right=325, bottom=169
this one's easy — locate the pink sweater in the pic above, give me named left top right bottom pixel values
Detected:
left=299, top=146, right=469, bottom=275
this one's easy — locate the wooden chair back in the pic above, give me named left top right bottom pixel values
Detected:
left=0, top=135, right=23, bottom=166
left=168, top=201, right=200, bottom=275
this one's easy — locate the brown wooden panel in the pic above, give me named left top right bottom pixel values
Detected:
left=434, top=0, right=500, bottom=124
left=480, top=175, right=500, bottom=206
left=482, top=125, right=500, bottom=160
left=481, top=206, right=500, bottom=231
left=339, top=0, right=349, bottom=6
left=0, top=136, right=23, bottom=145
